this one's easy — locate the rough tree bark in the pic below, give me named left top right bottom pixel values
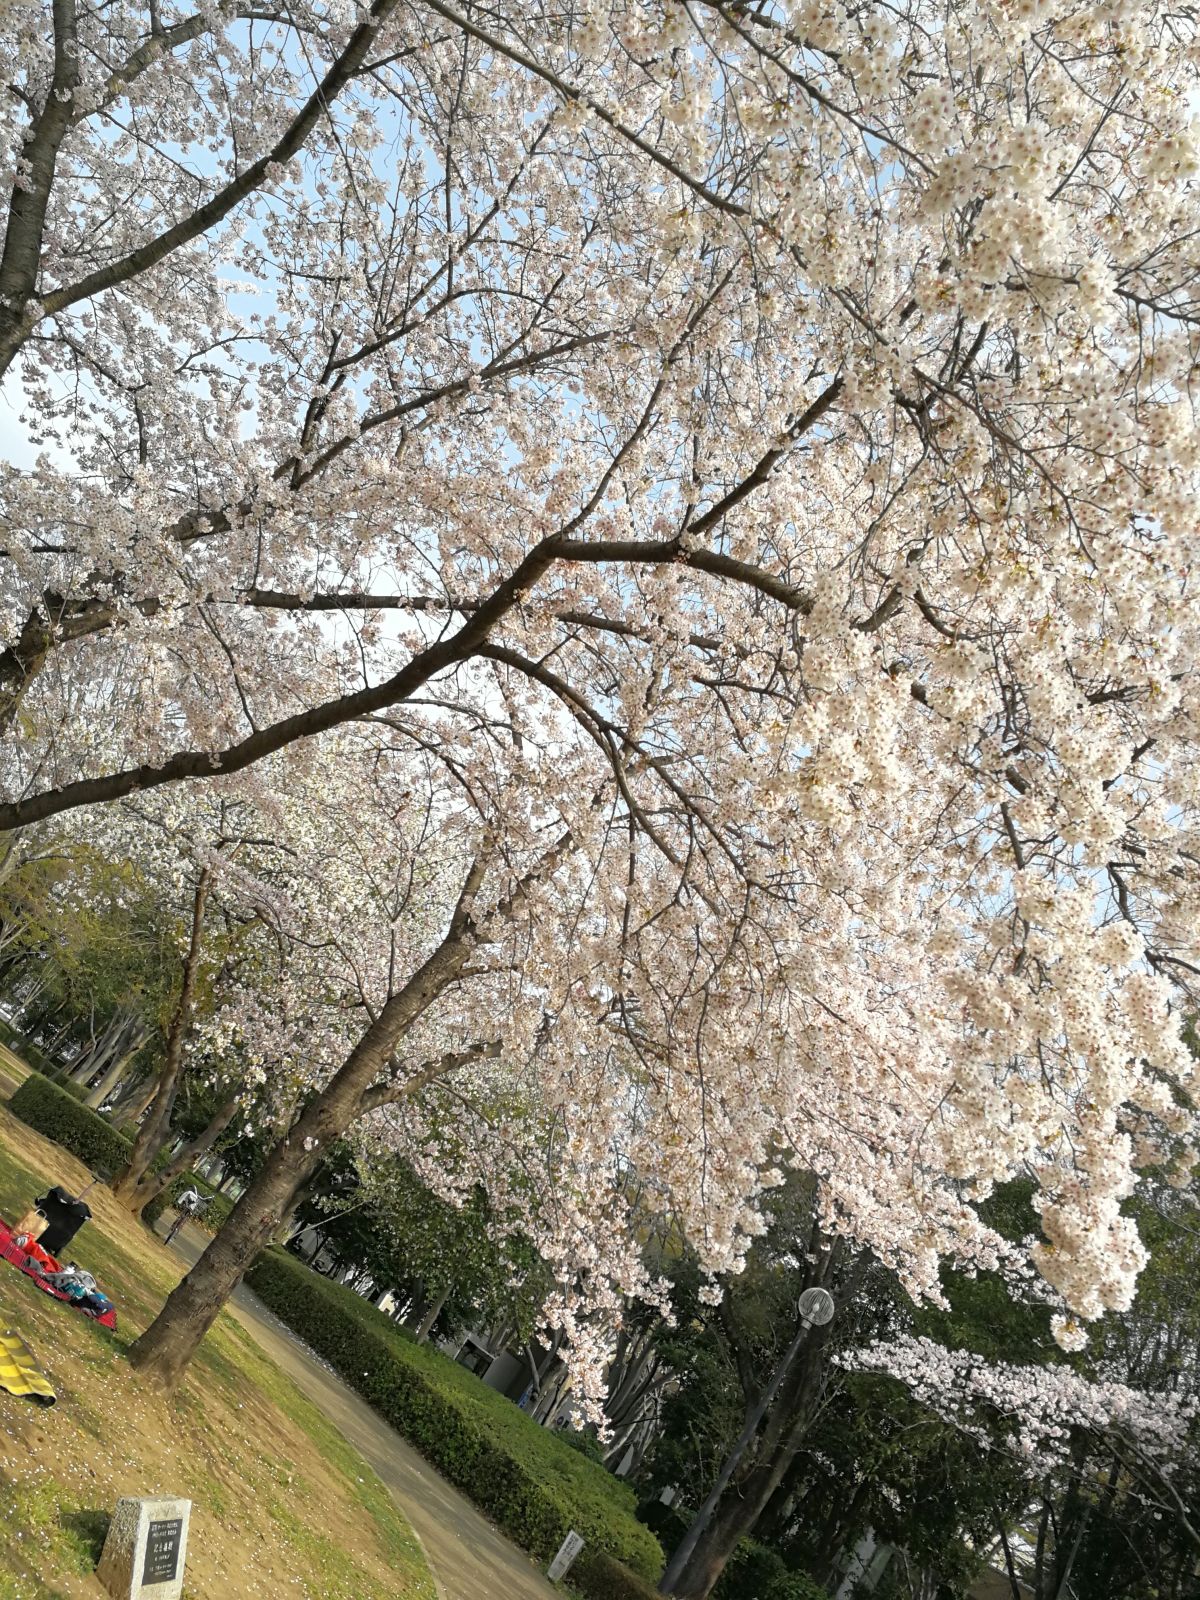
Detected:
left=805, top=1476, right=874, bottom=1590
left=84, top=1025, right=149, bottom=1109
left=602, top=1324, right=668, bottom=1474
left=661, top=1237, right=856, bottom=1600
left=128, top=830, right=573, bottom=1387
left=68, top=1006, right=127, bottom=1082
left=128, top=857, right=492, bottom=1387
left=664, top=1342, right=831, bottom=1600
left=112, top=869, right=211, bottom=1206
left=83, top=1058, right=130, bottom=1111
left=414, top=1287, right=450, bottom=1343
left=112, top=1073, right=158, bottom=1129
left=523, top=1332, right=562, bottom=1406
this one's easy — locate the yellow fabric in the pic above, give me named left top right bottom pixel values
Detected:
left=0, top=1329, right=56, bottom=1406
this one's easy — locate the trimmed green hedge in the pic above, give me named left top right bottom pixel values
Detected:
left=763, top=1577, right=828, bottom=1600
left=571, top=1547, right=661, bottom=1599
left=7, top=1074, right=232, bottom=1234
left=9, top=1071, right=135, bottom=1175
left=716, top=1543, right=829, bottom=1600
left=247, top=1250, right=664, bottom=1585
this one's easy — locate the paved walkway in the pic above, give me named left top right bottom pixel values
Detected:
left=169, top=1227, right=561, bottom=1600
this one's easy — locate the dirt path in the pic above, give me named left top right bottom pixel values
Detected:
left=169, top=1226, right=562, bottom=1600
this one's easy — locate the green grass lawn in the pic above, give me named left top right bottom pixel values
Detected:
left=0, top=1107, right=435, bottom=1600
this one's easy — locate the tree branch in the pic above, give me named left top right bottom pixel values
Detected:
left=359, top=1038, right=501, bottom=1113
left=36, top=0, right=403, bottom=326
left=0, top=0, right=81, bottom=353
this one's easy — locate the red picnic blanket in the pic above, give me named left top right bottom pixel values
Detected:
left=0, top=1217, right=117, bottom=1330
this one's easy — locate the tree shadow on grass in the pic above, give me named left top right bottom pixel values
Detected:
left=60, top=1506, right=109, bottom=1566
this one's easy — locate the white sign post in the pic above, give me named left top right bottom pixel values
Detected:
left=547, top=1529, right=585, bottom=1582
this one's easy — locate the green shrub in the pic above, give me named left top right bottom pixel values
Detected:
left=716, top=1540, right=788, bottom=1599
left=561, top=1427, right=607, bottom=1464
left=715, top=1541, right=829, bottom=1600
left=247, top=1249, right=664, bottom=1582
left=571, top=1546, right=661, bottom=1599
left=9, top=1071, right=135, bottom=1176
left=637, top=1497, right=688, bottom=1547
left=8, top=1074, right=231, bottom=1234
left=764, top=1575, right=828, bottom=1600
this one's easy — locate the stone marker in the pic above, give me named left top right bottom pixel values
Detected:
left=547, top=1529, right=584, bottom=1582
left=96, top=1496, right=191, bottom=1600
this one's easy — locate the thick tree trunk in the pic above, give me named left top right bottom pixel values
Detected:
left=67, top=1042, right=99, bottom=1084
left=532, top=1365, right=572, bottom=1425
left=666, top=1380, right=826, bottom=1600
left=84, top=1029, right=148, bottom=1109
left=128, top=1114, right=320, bottom=1387
left=525, top=1332, right=562, bottom=1400
left=603, top=1329, right=667, bottom=1469
left=127, top=865, right=486, bottom=1388
left=679, top=1467, right=784, bottom=1600
left=70, top=1006, right=149, bottom=1085
left=113, top=1073, right=157, bottom=1128
left=68, top=1007, right=119, bottom=1081
left=662, top=1337, right=828, bottom=1599
left=486, top=1317, right=515, bottom=1353
left=807, top=1475, right=873, bottom=1589
left=402, top=1283, right=430, bottom=1333
left=754, top=1473, right=798, bottom=1547
left=84, top=1058, right=130, bottom=1111
left=113, top=871, right=211, bottom=1206
left=415, top=1286, right=449, bottom=1343
left=661, top=1238, right=854, bottom=1600
left=275, top=1173, right=319, bottom=1245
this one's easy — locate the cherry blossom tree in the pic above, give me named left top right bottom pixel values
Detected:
left=843, top=1334, right=1200, bottom=1595
left=2, top=0, right=1200, bottom=1421
left=93, top=738, right=478, bottom=1217
left=835, top=1177, right=1200, bottom=1600
left=844, top=1334, right=1196, bottom=1482
left=102, top=795, right=312, bottom=1213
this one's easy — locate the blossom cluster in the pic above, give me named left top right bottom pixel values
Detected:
left=1, top=0, right=1199, bottom=1388
left=841, top=1334, right=1197, bottom=1468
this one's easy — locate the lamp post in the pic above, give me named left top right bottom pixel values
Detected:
left=658, top=1286, right=837, bottom=1595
